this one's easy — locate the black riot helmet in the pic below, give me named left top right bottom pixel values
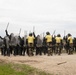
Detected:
left=29, top=33, right=32, bottom=36
left=46, top=32, right=50, bottom=35
left=68, top=33, right=71, bottom=37
left=57, top=34, right=61, bottom=37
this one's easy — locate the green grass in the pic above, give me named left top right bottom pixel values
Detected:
left=0, top=61, right=52, bottom=75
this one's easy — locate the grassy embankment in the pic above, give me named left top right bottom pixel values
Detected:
left=0, top=60, right=52, bottom=75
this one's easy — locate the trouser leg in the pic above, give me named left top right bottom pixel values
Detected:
left=7, top=48, right=10, bottom=56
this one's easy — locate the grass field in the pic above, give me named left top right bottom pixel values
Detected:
left=0, top=60, right=52, bottom=75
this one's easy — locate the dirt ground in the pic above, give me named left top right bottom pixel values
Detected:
left=0, top=53, right=76, bottom=75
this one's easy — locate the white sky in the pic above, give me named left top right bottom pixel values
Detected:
left=0, top=0, right=76, bottom=37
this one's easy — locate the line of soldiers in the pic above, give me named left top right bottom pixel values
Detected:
left=0, top=30, right=75, bottom=57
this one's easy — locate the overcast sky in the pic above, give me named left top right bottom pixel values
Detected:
left=0, top=0, right=76, bottom=37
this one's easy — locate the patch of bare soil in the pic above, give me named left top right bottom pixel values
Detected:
left=0, top=59, right=6, bottom=63
left=0, top=54, right=76, bottom=75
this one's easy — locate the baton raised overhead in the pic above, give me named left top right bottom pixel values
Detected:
left=43, top=32, right=45, bottom=38
left=52, top=30, right=56, bottom=36
left=24, top=30, right=27, bottom=36
left=64, top=30, right=66, bottom=37
left=33, top=26, right=35, bottom=33
left=6, top=22, right=9, bottom=30
left=19, top=28, right=21, bottom=36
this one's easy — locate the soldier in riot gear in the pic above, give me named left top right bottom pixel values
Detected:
left=5, top=30, right=17, bottom=55
left=45, top=32, right=53, bottom=56
left=22, top=35, right=27, bottom=56
left=18, top=36, right=22, bottom=55
left=0, top=36, right=4, bottom=55
left=27, top=33, right=35, bottom=56
left=52, top=36, right=56, bottom=54
left=13, top=35, right=21, bottom=56
left=67, top=33, right=73, bottom=54
left=55, top=34, right=62, bottom=55
left=36, top=35, right=43, bottom=55
left=73, top=37, right=76, bottom=52
left=4, top=34, right=10, bottom=56
left=42, top=37, right=47, bottom=55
